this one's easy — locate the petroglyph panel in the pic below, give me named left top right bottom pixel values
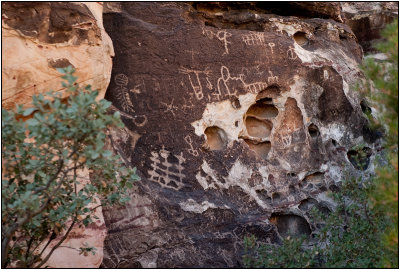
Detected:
left=147, top=147, right=186, bottom=190
left=102, top=2, right=376, bottom=267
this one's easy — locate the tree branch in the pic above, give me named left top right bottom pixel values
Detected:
left=34, top=217, right=77, bottom=268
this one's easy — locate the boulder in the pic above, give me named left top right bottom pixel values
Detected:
left=1, top=2, right=112, bottom=268
left=1, top=2, right=114, bottom=110
left=101, top=2, right=379, bottom=267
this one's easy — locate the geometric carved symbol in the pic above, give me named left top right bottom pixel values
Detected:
left=114, top=74, right=134, bottom=113
left=147, top=147, right=186, bottom=190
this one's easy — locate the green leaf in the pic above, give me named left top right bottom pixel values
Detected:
left=22, top=107, right=36, bottom=116
left=56, top=67, right=66, bottom=74
left=26, top=118, right=39, bottom=126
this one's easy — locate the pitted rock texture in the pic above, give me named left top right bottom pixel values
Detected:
left=101, top=2, right=381, bottom=268
left=1, top=2, right=114, bottom=110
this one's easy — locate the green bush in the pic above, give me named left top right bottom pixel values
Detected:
left=361, top=18, right=398, bottom=268
left=1, top=66, right=140, bottom=268
left=243, top=19, right=398, bottom=269
left=243, top=175, right=385, bottom=268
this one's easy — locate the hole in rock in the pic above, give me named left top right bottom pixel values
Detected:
left=234, top=121, right=239, bottom=127
left=299, top=172, right=325, bottom=191
left=308, top=123, right=320, bottom=138
left=347, top=147, right=372, bottom=171
left=299, top=198, right=331, bottom=215
left=256, top=189, right=272, bottom=204
left=258, top=97, right=273, bottom=104
left=293, top=31, right=309, bottom=46
left=272, top=192, right=281, bottom=202
left=289, top=185, right=296, bottom=195
left=331, top=139, right=337, bottom=147
left=230, top=96, right=241, bottom=109
left=245, top=117, right=272, bottom=138
left=360, top=100, right=372, bottom=115
left=247, top=103, right=279, bottom=119
left=287, top=172, right=297, bottom=178
left=204, top=126, right=228, bottom=150
left=244, top=139, right=271, bottom=160
left=298, top=198, right=318, bottom=211
left=329, top=184, right=339, bottom=192
left=256, top=85, right=281, bottom=99
left=269, top=214, right=311, bottom=238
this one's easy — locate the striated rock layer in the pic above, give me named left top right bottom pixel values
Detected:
left=101, top=2, right=382, bottom=268
left=1, top=2, right=114, bottom=110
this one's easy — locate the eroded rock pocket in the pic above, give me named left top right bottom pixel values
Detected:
left=245, top=117, right=273, bottom=138
left=293, top=31, right=309, bottom=46
left=269, top=213, right=311, bottom=238
left=347, top=146, right=372, bottom=170
left=245, top=139, right=271, bottom=160
left=243, top=94, right=279, bottom=159
left=204, top=126, right=228, bottom=151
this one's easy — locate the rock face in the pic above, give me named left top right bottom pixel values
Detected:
left=1, top=2, right=112, bottom=268
left=101, top=2, right=381, bottom=268
left=40, top=169, right=107, bottom=268
left=341, top=2, right=398, bottom=53
left=1, top=2, right=114, bottom=110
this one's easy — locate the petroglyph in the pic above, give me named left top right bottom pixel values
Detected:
left=217, top=65, right=267, bottom=98
left=217, top=66, right=238, bottom=97
left=148, top=147, right=186, bottom=190
left=203, top=28, right=232, bottom=55
left=268, top=42, right=276, bottom=54
left=184, top=135, right=199, bottom=157
left=115, top=74, right=134, bottom=113
left=242, top=32, right=265, bottom=46
left=216, top=31, right=232, bottom=55
left=267, top=70, right=279, bottom=84
left=242, top=80, right=268, bottom=94
left=109, top=105, right=148, bottom=128
left=161, top=98, right=179, bottom=117
left=185, top=48, right=199, bottom=62
left=179, top=67, right=212, bottom=100
left=287, top=46, right=298, bottom=60
left=279, top=134, right=292, bottom=148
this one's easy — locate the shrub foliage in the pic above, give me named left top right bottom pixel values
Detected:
left=1, top=67, right=139, bottom=267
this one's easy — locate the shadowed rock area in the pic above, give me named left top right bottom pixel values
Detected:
left=100, top=2, right=383, bottom=267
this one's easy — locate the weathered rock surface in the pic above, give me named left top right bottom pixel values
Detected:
left=1, top=2, right=114, bottom=110
left=1, top=2, right=111, bottom=268
left=101, top=2, right=381, bottom=268
left=341, top=2, right=398, bottom=53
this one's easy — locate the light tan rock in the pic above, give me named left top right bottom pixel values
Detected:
left=1, top=2, right=114, bottom=111
left=1, top=2, right=112, bottom=268
left=40, top=167, right=107, bottom=269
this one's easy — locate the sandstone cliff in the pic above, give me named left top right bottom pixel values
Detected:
left=1, top=2, right=113, bottom=268
left=2, top=2, right=114, bottom=110
left=100, top=2, right=389, bottom=267
left=1, top=2, right=397, bottom=268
